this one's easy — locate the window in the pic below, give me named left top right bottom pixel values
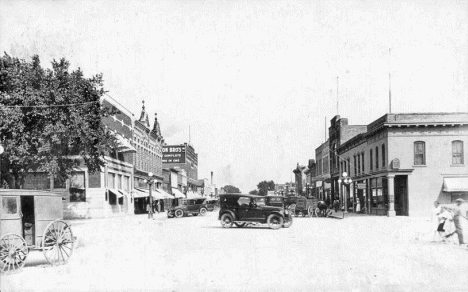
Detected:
left=370, top=149, right=373, bottom=171
left=452, top=141, right=464, bottom=165
left=357, top=154, right=361, bottom=174
left=414, top=141, right=426, bottom=165
left=2, top=197, right=18, bottom=215
left=375, top=146, right=379, bottom=169
left=70, top=188, right=86, bottom=202
left=382, top=144, right=386, bottom=167
left=347, top=158, right=350, bottom=175
left=354, top=155, right=357, bottom=176
left=362, top=152, right=365, bottom=173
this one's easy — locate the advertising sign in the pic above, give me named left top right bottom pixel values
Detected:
left=162, top=145, right=186, bottom=163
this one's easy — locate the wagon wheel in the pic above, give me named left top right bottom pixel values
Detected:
left=42, top=220, right=74, bottom=266
left=0, top=234, right=29, bottom=274
left=307, top=206, right=314, bottom=217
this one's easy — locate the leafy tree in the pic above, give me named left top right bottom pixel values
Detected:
left=0, top=53, right=116, bottom=188
left=256, top=180, right=275, bottom=196
left=249, top=189, right=258, bottom=195
left=223, top=185, right=241, bottom=193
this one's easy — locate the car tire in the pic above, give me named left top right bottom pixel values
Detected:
left=267, top=214, right=284, bottom=230
left=199, top=208, right=207, bottom=216
left=234, top=222, right=246, bottom=228
left=283, top=215, right=293, bottom=228
left=220, top=213, right=234, bottom=228
left=314, top=207, right=321, bottom=217
left=174, top=209, right=184, bottom=218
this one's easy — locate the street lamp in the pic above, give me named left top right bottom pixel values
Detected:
left=337, top=172, right=352, bottom=213
left=147, top=172, right=154, bottom=219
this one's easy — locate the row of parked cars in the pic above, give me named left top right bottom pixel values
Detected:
left=167, top=198, right=219, bottom=218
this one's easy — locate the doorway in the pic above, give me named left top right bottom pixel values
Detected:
left=20, top=196, right=35, bottom=245
left=394, top=176, right=408, bottom=216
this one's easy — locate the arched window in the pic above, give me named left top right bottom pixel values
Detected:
left=414, top=141, right=426, bottom=165
left=452, top=140, right=464, bottom=165
left=382, top=144, right=386, bottom=167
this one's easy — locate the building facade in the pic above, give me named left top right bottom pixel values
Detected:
left=333, top=112, right=468, bottom=217
left=314, top=140, right=331, bottom=202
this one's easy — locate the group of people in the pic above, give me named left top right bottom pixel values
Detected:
left=146, top=199, right=165, bottom=219
left=431, top=199, right=466, bottom=246
left=325, top=196, right=366, bottom=214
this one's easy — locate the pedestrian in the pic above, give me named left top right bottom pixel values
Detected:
left=431, top=201, right=442, bottom=242
left=439, top=207, right=456, bottom=244
left=156, top=200, right=161, bottom=214
left=325, top=197, right=331, bottom=209
left=160, top=199, right=165, bottom=212
left=356, top=198, right=361, bottom=213
left=146, top=203, right=153, bottom=219
left=333, top=197, right=340, bottom=213
left=445, top=199, right=466, bottom=245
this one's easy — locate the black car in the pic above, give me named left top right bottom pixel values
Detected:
left=218, top=194, right=293, bottom=229
left=204, top=198, right=219, bottom=211
left=167, top=198, right=208, bottom=218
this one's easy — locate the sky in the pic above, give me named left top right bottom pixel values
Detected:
left=1, top=0, right=467, bottom=192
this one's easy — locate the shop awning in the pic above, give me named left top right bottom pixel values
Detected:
left=132, top=188, right=149, bottom=198
left=118, top=190, right=131, bottom=197
left=108, top=189, right=123, bottom=198
left=186, top=190, right=197, bottom=198
left=155, top=189, right=174, bottom=199
left=116, top=134, right=137, bottom=153
left=172, top=188, right=185, bottom=198
left=443, top=177, right=468, bottom=192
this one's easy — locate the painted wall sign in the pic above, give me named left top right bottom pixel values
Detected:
left=162, top=145, right=186, bottom=163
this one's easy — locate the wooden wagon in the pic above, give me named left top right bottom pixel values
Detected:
left=285, top=196, right=318, bottom=217
left=0, top=189, right=75, bottom=274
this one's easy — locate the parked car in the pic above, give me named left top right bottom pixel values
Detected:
left=167, top=198, right=208, bottom=218
left=218, top=194, right=293, bottom=229
left=204, top=198, right=219, bottom=211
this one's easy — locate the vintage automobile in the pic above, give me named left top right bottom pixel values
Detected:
left=167, top=197, right=208, bottom=218
left=204, top=198, right=219, bottom=212
left=1, top=189, right=75, bottom=274
left=218, top=194, right=293, bottom=229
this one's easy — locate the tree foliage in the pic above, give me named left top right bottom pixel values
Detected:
left=223, top=185, right=241, bottom=194
left=248, top=189, right=258, bottom=195
left=0, top=53, right=116, bottom=188
left=256, top=180, right=275, bottom=196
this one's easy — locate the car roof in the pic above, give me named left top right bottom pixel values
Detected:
left=219, top=193, right=264, bottom=199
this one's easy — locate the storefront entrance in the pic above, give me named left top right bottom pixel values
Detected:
left=394, top=175, right=408, bottom=216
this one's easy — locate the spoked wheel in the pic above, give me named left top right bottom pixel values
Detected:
left=220, top=213, right=234, bottom=228
left=283, top=215, right=293, bottom=228
left=199, top=208, right=207, bottom=216
left=314, top=207, right=321, bottom=217
left=174, top=209, right=184, bottom=218
left=234, top=222, right=246, bottom=228
left=267, top=214, right=284, bottom=230
left=0, top=234, right=29, bottom=274
left=308, top=206, right=314, bottom=217
left=42, top=220, right=74, bottom=266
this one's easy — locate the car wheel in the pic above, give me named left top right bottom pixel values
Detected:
left=267, top=214, right=284, bottom=230
left=234, top=222, right=246, bottom=228
left=283, top=215, right=293, bottom=228
left=220, top=213, right=234, bottom=228
left=199, top=208, right=207, bottom=216
left=174, top=209, right=184, bottom=218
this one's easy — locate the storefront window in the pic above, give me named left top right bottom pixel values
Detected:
left=2, top=197, right=18, bottom=215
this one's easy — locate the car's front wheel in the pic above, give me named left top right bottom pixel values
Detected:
left=199, top=208, right=207, bottom=216
left=267, top=214, right=284, bottom=230
left=220, top=213, right=234, bottom=228
left=283, top=215, right=293, bottom=228
left=174, top=209, right=184, bottom=218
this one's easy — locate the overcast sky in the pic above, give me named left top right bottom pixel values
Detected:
left=1, top=0, right=467, bottom=192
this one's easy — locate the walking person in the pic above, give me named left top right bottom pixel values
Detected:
left=445, top=199, right=466, bottom=245
left=333, top=197, right=340, bottom=213
left=356, top=198, right=361, bottom=214
left=156, top=200, right=161, bottom=214
left=160, top=199, right=165, bottom=212
left=431, top=201, right=442, bottom=242
left=146, top=203, right=153, bottom=219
